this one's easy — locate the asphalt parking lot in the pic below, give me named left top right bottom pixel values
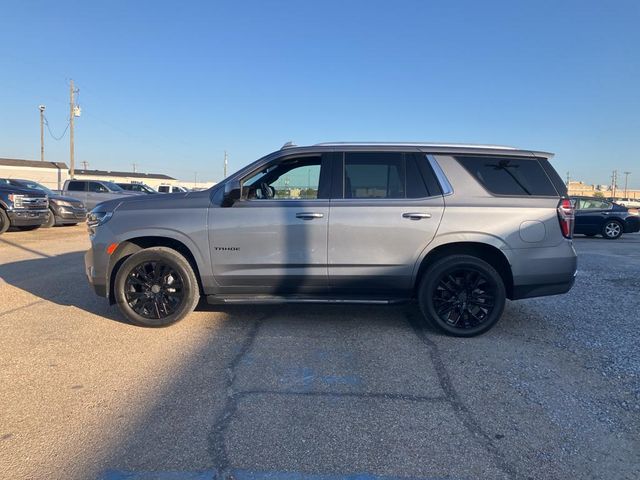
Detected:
left=1, top=226, right=639, bottom=480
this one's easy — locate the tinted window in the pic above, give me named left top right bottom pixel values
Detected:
left=88, top=182, right=108, bottom=193
left=456, top=156, right=559, bottom=196
left=67, top=181, right=85, bottom=192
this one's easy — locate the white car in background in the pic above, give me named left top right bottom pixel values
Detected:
left=615, top=198, right=640, bottom=208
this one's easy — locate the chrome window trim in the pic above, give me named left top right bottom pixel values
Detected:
left=426, top=154, right=454, bottom=196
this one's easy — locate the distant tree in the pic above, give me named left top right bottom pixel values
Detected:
left=593, top=191, right=605, bottom=198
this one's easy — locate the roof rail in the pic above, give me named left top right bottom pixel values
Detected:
left=313, top=142, right=518, bottom=150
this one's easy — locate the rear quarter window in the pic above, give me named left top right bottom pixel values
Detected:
left=456, top=156, right=559, bottom=196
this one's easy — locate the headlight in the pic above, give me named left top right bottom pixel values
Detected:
left=56, top=200, right=73, bottom=207
left=8, top=194, right=25, bottom=208
left=87, top=210, right=113, bottom=228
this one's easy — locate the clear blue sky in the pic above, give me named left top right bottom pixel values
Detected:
left=1, top=0, right=638, bottom=186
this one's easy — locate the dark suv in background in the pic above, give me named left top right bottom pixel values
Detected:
left=0, top=181, right=49, bottom=233
left=1, top=178, right=86, bottom=227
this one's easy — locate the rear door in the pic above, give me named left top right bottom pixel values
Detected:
left=65, top=180, right=88, bottom=205
left=575, top=198, right=612, bottom=234
left=327, top=151, right=444, bottom=296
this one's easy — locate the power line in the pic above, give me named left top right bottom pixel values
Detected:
left=43, top=115, right=70, bottom=141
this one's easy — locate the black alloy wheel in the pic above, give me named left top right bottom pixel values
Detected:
left=0, top=209, right=10, bottom=234
left=114, top=247, right=199, bottom=327
left=433, top=268, right=496, bottom=329
left=419, top=255, right=506, bottom=337
left=124, top=261, right=185, bottom=319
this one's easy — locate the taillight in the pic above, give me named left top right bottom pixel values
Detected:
left=557, top=198, right=575, bottom=239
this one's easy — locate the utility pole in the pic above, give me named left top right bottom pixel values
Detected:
left=224, top=150, right=228, bottom=178
left=39, top=105, right=46, bottom=161
left=565, top=171, right=570, bottom=186
left=623, top=171, right=631, bottom=198
left=132, top=162, right=137, bottom=173
left=194, top=172, right=198, bottom=189
left=69, top=80, right=76, bottom=178
left=611, top=170, right=618, bottom=199
left=81, top=161, right=89, bottom=170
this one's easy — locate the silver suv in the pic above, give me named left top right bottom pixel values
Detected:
left=84, top=143, right=577, bottom=336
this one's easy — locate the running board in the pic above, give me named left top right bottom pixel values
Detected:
left=205, top=295, right=410, bottom=305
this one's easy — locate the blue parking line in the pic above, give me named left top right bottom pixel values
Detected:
left=101, top=469, right=457, bottom=480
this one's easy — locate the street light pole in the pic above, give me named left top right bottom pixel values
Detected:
left=623, top=171, right=631, bottom=198
left=39, top=105, right=45, bottom=161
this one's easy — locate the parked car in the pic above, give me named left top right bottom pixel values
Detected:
left=614, top=198, right=640, bottom=209
left=571, top=196, right=640, bottom=239
left=116, top=182, right=158, bottom=194
left=0, top=181, right=49, bottom=233
left=62, top=179, right=142, bottom=210
left=0, top=178, right=86, bottom=227
left=157, top=185, right=189, bottom=193
left=85, top=142, right=577, bottom=337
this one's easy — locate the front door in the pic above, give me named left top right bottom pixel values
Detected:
left=209, top=153, right=331, bottom=295
left=575, top=198, right=612, bottom=235
left=328, top=151, right=445, bottom=296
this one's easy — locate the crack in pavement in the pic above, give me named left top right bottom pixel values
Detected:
left=207, top=307, right=517, bottom=480
left=403, top=308, right=518, bottom=480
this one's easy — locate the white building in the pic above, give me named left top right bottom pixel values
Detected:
left=0, top=158, right=68, bottom=190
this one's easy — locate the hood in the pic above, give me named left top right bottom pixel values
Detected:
left=49, top=193, right=85, bottom=204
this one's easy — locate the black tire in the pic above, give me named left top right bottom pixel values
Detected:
left=602, top=220, right=623, bottom=240
left=16, top=225, right=41, bottom=231
left=42, top=208, right=56, bottom=228
left=114, top=247, right=199, bottom=327
left=0, top=209, right=9, bottom=234
left=418, top=255, right=506, bottom=337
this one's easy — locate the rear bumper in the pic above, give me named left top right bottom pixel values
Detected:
left=7, top=209, right=49, bottom=227
left=507, top=240, right=578, bottom=300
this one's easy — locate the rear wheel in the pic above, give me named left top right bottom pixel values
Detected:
left=602, top=220, right=623, bottom=239
left=0, top=209, right=9, bottom=234
left=418, top=255, right=506, bottom=337
left=114, top=247, right=199, bottom=327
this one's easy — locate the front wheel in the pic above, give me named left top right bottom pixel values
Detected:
left=42, top=208, right=56, bottom=228
left=602, top=220, right=623, bottom=239
left=114, top=247, right=200, bottom=327
left=418, top=255, right=506, bottom=337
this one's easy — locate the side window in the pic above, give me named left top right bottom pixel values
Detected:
left=344, top=152, right=406, bottom=199
left=88, top=182, right=107, bottom=193
left=456, top=156, right=559, bottom=196
left=580, top=199, right=610, bottom=210
left=243, top=156, right=322, bottom=200
left=67, top=181, right=85, bottom=192
left=158, top=186, right=169, bottom=193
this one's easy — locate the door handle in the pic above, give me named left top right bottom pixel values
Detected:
left=402, top=212, right=432, bottom=220
left=296, top=212, right=324, bottom=220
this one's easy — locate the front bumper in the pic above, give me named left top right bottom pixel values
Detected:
left=7, top=209, right=49, bottom=227
left=56, top=205, right=87, bottom=223
left=85, top=247, right=108, bottom=297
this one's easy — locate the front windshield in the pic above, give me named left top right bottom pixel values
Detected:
left=103, top=181, right=124, bottom=191
left=19, top=180, right=54, bottom=195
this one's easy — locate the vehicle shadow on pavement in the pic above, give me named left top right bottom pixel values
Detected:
left=0, top=250, right=126, bottom=323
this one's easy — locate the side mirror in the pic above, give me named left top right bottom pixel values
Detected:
left=222, top=179, right=241, bottom=207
